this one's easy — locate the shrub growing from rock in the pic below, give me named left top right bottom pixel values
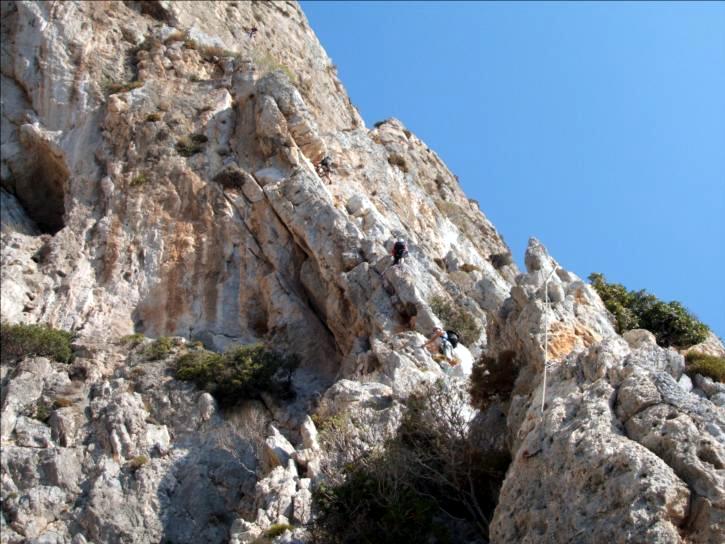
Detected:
left=54, top=397, right=74, bottom=408
left=175, top=344, right=299, bottom=407
left=490, top=252, right=513, bottom=270
left=264, top=524, right=294, bottom=538
left=589, top=273, right=708, bottom=347
left=685, top=352, right=725, bottom=383
left=128, top=455, right=149, bottom=472
left=0, top=322, right=74, bottom=364
left=313, top=461, right=438, bottom=544
left=313, top=381, right=509, bottom=543
left=29, top=398, right=53, bottom=423
left=130, top=173, right=148, bottom=187
left=175, top=135, right=207, bottom=157
left=429, top=295, right=481, bottom=346
left=144, top=336, right=174, bottom=361
left=105, top=80, right=143, bottom=95
left=469, top=350, right=519, bottom=410
left=120, top=333, right=145, bottom=348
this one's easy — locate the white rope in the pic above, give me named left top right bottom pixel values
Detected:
left=541, top=267, right=558, bottom=414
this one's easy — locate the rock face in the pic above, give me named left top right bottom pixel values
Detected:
left=1, top=2, right=722, bottom=544
left=488, top=242, right=724, bottom=543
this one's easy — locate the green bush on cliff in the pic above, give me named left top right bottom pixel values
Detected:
left=145, top=336, right=174, bottom=360
left=588, top=273, right=708, bottom=348
left=0, top=322, right=74, bottom=364
left=685, top=352, right=725, bottom=383
left=175, top=344, right=299, bottom=407
left=313, top=462, right=438, bottom=544
left=469, top=350, right=519, bottom=410
left=429, top=295, right=481, bottom=346
left=312, top=381, right=509, bottom=543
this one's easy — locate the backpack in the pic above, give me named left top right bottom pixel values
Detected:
left=393, top=240, right=408, bottom=257
left=446, top=330, right=459, bottom=348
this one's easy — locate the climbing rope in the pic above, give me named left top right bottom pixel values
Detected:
left=540, top=267, right=559, bottom=414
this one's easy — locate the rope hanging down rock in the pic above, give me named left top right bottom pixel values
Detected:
left=541, top=267, right=559, bottom=414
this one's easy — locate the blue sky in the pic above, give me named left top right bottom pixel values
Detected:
left=301, top=1, right=725, bottom=340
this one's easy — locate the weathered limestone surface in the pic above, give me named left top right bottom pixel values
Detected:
left=1, top=2, right=722, bottom=544
left=1, top=1, right=513, bottom=542
left=488, top=241, right=724, bottom=543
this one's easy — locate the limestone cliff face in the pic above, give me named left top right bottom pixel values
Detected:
left=1, top=0, right=512, bottom=359
left=1, top=2, right=723, bottom=544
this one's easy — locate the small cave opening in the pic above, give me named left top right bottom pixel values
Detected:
left=5, top=149, right=69, bottom=235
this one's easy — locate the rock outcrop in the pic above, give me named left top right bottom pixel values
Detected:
left=1, top=2, right=722, bottom=543
left=489, top=241, right=724, bottom=543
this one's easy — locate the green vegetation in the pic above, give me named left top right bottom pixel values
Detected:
left=144, top=336, right=173, bottom=361
left=130, top=173, right=148, bottom=187
left=213, top=165, right=246, bottom=189
left=459, top=263, right=481, bottom=273
left=175, top=344, right=299, bottom=407
left=1, top=322, right=74, bottom=364
left=387, top=153, right=409, bottom=172
left=253, top=52, right=295, bottom=81
left=589, top=273, right=709, bottom=347
left=313, top=462, right=438, bottom=544
left=312, top=381, right=509, bottom=543
left=429, top=295, right=481, bottom=346
left=469, top=350, right=519, bottom=410
left=128, top=455, right=149, bottom=471
left=129, top=366, right=146, bottom=379
left=175, top=134, right=207, bottom=157
left=490, top=252, right=513, bottom=270
left=163, top=29, right=188, bottom=44
left=54, top=397, right=74, bottom=408
left=30, top=398, right=53, bottom=423
left=120, top=333, right=145, bottom=348
left=106, top=80, right=143, bottom=95
left=265, top=524, right=294, bottom=538
left=312, top=411, right=349, bottom=436
left=27, top=397, right=75, bottom=422
left=685, top=352, right=725, bottom=383
left=145, top=112, right=162, bottom=122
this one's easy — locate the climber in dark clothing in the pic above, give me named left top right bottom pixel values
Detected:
left=392, top=239, right=408, bottom=266
left=316, top=155, right=333, bottom=182
left=245, top=26, right=258, bottom=39
left=424, top=327, right=454, bottom=362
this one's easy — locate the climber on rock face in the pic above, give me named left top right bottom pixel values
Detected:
left=424, top=327, right=455, bottom=363
left=391, top=238, right=408, bottom=266
left=315, top=155, right=333, bottom=182
left=245, top=26, right=258, bottom=39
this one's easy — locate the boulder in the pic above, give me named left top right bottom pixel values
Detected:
left=261, top=426, right=296, bottom=473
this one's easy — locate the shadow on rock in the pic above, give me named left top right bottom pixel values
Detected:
left=158, top=433, right=258, bottom=544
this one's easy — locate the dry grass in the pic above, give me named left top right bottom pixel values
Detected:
left=106, top=80, right=143, bottom=95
